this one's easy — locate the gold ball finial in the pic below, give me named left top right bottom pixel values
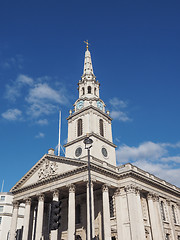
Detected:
left=84, top=40, right=90, bottom=50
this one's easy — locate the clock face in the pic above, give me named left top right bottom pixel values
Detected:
left=75, top=147, right=82, bottom=157
left=76, top=100, right=84, bottom=110
left=97, top=101, right=103, bottom=110
left=102, top=147, right=108, bottom=157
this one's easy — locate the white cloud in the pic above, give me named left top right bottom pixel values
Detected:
left=109, top=97, right=131, bottom=122
left=26, top=83, right=68, bottom=117
left=109, top=97, right=127, bottom=108
left=116, top=141, right=180, bottom=187
left=26, top=83, right=65, bottom=104
left=161, top=156, right=180, bottom=163
left=16, top=74, right=33, bottom=85
left=35, top=132, right=45, bottom=138
left=1, top=109, right=22, bottom=121
left=116, top=141, right=166, bottom=163
left=36, top=119, right=48, bottom=125
left=1, top=55, right=23, bottom=70
left=110, top=110, right=131, bottom=122
left=5, top=74, right=33, bottom=101
left=4, top=74, right=70, bottom=118
left=133, top=160, right=180, bottom=187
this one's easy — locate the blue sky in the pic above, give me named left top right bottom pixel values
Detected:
left=0, top=0, right=180, bottom=191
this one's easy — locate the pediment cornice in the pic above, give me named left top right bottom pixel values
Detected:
left=10, top=155, right=87, bottom=193
left=11, top=156, right=180, bottom=198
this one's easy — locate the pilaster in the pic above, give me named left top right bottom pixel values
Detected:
left=68, top=184, right=76, bottom=240
left=102, top=184, right=111, bottom=240
left=9, top=201, right=20, bottom=240
left=35, top=194, right=45, bottom=240
left=22, top=198, right=31, bottom=240
left=166, top=199, right=176, bottom=240
left=125, top=185, right=145, bottom=240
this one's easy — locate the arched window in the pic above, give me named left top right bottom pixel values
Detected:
left=109, top=196, right=114, bottom=218
left=77, top=119, right=82, bottom=137
left=160, top=201, right=166, bottom=221
left=94, top=87, right=96, bottom=95
left=99, top=119, right=104, bottom=137
left=75, top=204, right=81, bottom=224
left=82, top=87, right=85, bottom=95
left=172, top=205, right=177, bottom=223
left=88, top=86, right=91, bottom=93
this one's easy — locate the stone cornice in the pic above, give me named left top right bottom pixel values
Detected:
left=67, top=105, right=112, bottom=121
left=10, top=156, right=180, bottom=198
left=64, top=132, right=117, bottom=148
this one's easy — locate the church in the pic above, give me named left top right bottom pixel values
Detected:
left=9, top=44, right=180, bottom=240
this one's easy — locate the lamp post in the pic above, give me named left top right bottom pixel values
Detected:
left=83, top=135, right=93, bottom=240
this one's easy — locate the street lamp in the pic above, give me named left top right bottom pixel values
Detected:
left=83, top=135, right=93, bottom=240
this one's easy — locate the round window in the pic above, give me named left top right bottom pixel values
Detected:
left=75, top=147, right=82, bottom=157
left=102, top=147, right=108, bottom=157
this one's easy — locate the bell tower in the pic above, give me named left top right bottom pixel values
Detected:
left=64, top=42, right=117, bottom=166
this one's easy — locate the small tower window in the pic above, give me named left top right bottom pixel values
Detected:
left=172, top=205, right=176, bottom=224
left=88, top=86, right=91, bottom=93
left=99, top=119, right=104, bottom=137
left=160, top=201, right=166, bottom=221
left=94, top=87, right=96, bottom=95
left=77, top=119, right=83, bottom=137
left=82, top=87, right=85, bottom=95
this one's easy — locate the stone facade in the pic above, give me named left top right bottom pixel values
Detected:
left=0, top=192, right=24, bottom=240
left=9, top=47, right=180, bottom=240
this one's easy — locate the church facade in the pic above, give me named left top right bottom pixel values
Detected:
left=9, top=46, right=180, bottom=240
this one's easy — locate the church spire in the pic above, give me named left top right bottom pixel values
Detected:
left=82, top=40, right=95, bottom=79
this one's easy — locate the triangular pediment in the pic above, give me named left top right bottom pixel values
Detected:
left=11, top=154, right=86, bottom=192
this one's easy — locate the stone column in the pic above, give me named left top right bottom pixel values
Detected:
left=102, top=184, right=111, bottom=240
left=87, top=182, right=95, bottom=240
left=28, top=204, right=35, bottom=240
left=154, top=196, right=164, bottom=240
left=166, top=200, right=176, bottom=240
left=68, top=184, right=75, bottom=240
left=115, top=188, right=125, bottom=240
left=125, top=185, right=145, bottom=240
left=147, top=193, right=163, bottom=240
left=35, top=194, right=45, bottom=240
left=51, top=190, right=59, bottom=240
left=22, top=198, right=31, bottom=240
left=9, top=201, right=19, bottom=240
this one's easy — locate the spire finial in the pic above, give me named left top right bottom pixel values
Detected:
left=84, top=40, right=90, bottom=50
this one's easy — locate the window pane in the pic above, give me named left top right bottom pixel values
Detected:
left=99, top=119, right=104, bottom=137
left=0, top=196, right=5, bottom=201
left=77, top=119, right=82, bottom=137
left=160, top=201, right=166, bottom=221
left=0, top=206, right=3, bottom=212
left=0, top=217, right=2, bottom=224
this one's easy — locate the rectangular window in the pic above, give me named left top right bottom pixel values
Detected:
left=178, top=236, right=180, bottom=240
left=0, top=217, right=2, bottom=224
left=0, top=196, right=5, bottom=201
left=0, top=206, right=3, bottom=212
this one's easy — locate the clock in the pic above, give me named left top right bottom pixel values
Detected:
left=76, top=100, right=84, bottom=110
left=75, top=147, right=82, bottom=157
left=97, top=101, right=103, bottom=111
left=102, top=147, right=108, bottom=157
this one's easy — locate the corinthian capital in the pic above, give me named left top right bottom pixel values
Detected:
left=68, top=184, right=75, bottom=193
left=102, top=184, right=109, bottom=192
